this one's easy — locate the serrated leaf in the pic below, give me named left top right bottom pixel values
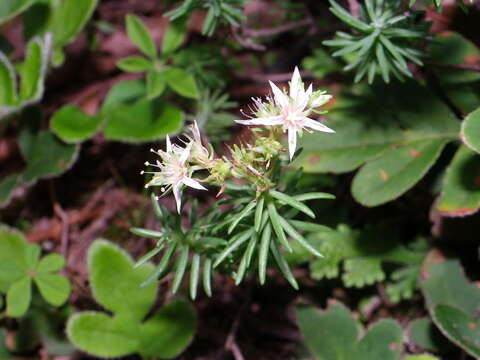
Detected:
left=461, top=107, right=480, bottom=153
left=88, top=239, right=157, bottom=322
left=437, top=146, right=480, bottom=216
left=296, top=303, right=403, bottom=360
left=126, top=14, right=157, bottom=59
left=140, top=300, right=196, bottom=358
left=116, top=55, right=153, bottom=73
left=164, top=67, right=199, bottom=99
left=50, top=105, right=102, bottom=143
left=21, top=131, right=79, bottom=184
left=67, top=312, right=138, bottom=358
left=342, top=258, right=385, bottom=287
left=352, top=139, right=449, bottom=207
left=7, top=277, right=31, bottom=317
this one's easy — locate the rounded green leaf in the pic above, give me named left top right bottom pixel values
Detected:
left=37, top=253, right=66, bottom=273
left=461, top=107, right=480, bottom=154
left=126, top=14, right=157, bottom=59
left=437, top=146, right=480, bottom=216
left=6, top=277, right=31, bottom=317
left=67, top=312, right=138, bottom=358
left=164, top=67, right=199, bottom=99
left=104, top=99, right=184, bottom=142
left=34, top=273, right=71, bottom=306
left=50, top=105, right=102, bottom=143
left=87, top=239, right=156, bottom=321
left=352, top=139, right=448, bottom=207
left=101, top=79, right=145, bottom=114
left=0, top=226, right=29, bottom=291
left=21, top=131, right=79, bottom=184
left=0, top=0, right=36, bottom=24
left=140, top=300, right=196, bottom=358
left=116, top=55, right=153, bottom=73
left=433, top=304, right=480, bottom=358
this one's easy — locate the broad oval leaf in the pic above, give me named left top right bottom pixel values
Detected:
left=34, top=273, right=71, bottom=306
left=461, top=107, right=480, bottom=154
left=164, top=67, right=199, bottom=99
left=116, top=55, right=153, bottom=73
left=6, top=277, right=31, bottom=317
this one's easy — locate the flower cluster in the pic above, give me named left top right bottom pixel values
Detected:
left=142, top=67, right=335, bottom=212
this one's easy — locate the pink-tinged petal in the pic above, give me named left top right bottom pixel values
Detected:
left=182, top=176, right=207, bottom=191
left=269, top=81, right=289, bottom=108
left=296, top=83, right=313, bottom=111
left=235, top=116, right=284, bottom=126
left=166, top=135, right=172, bottom=153
left=180, top=142, right=192, bottom=164
left=288, top=127, right=298, bottom=161
left=304, top=118, right=335, bottom=133
left=173, top=183, right=182, bottom=213
left=289, top=67, right=302, bottom=99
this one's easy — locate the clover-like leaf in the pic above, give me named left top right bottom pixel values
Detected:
left=34, top=273, right=71, bottom=306
left=6, top=276, right=31, bottom=317
left=50, top=105, right=102, bottom=143
left=437, top=145, right=480, bottom=216
left=461, top=107, right=480, bottom=154
left=296, top=302, right=403, bottom=360
left=67, top=239, right=196, bottom=358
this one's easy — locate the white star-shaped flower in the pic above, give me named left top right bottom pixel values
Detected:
left=142, top=136, right=206, bottom=213
left=235, top=67, right=335, bottom=160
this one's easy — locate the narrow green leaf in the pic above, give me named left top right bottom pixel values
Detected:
left=189, top=253, right=200, bottom=299
left=19, top=38, right=43, bottom=101
left=235, top=233, right=258, bottom=285
left=269, top=240, right=298, bottom=289
left=267, top=201, right=292, bottom=252
left=293, top=192, right=335, bottom=201
left=162, top=17, right=187, bottom=55
left=288, top=220, right=333, bottom=233
left=126, top=14, right=157, bottom=59
left=278, top=217, right=323, bottom=257
left=228, top=201, right=256, bottom=234
left=134, top=245, right=164, bottom=269
left=254, top=196, right=265, bottom=232
left=116, top=55, right=153, bottom=73
left=270, top=190, right=315, bottom=218
left=213, top=228, right=254, bottom=268
left=141, top=243, right=176, bottom=287
left=0, top=53, right=17, bottom=106
left=172, top=245, right=189, bottom=294
left=202, top=257, right=212, bottom=297
left=130, top=227, right=163, bottom=239
left=151, top=193, right=163, bottom=218
left=258, top=223, right=271, bottom=285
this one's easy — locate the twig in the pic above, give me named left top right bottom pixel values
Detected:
left=242, top=18, right=313, bottom=38
left=427, top=62, right=480, bottom=73
left=235, top=70, right=314, bottom=83
left=231, top=26, right=266, bottom=51
left=54, top=203, right=70, bottom=258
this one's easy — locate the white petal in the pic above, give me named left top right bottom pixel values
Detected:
left=288, top=127, right=298, bottom=161
left=304, top=118, right=335, bottom=133
left=269, top=81, right=289, bottom=108
left=173, top=183, right=182, bottom=213
left=165, top=135, right=172, bottom=153
left=182, top=176, right=207, bottom=190
left=180, top=142, right=192, bottom=164
left=192, top=120, right=201, bottom=141
left=235, top=116, right=284, bottom=126
left=289, top=67, right=302, bottom=99
left=296, top=83, right=313, bottom=111
left=311, top=94, right=332, bottom=108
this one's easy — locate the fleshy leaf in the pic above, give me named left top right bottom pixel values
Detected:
left=437, top=146, right=480, bottom=216
left=0, top=52, right=17, bottom=106
left=50, top=105, right=102, bottom=143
